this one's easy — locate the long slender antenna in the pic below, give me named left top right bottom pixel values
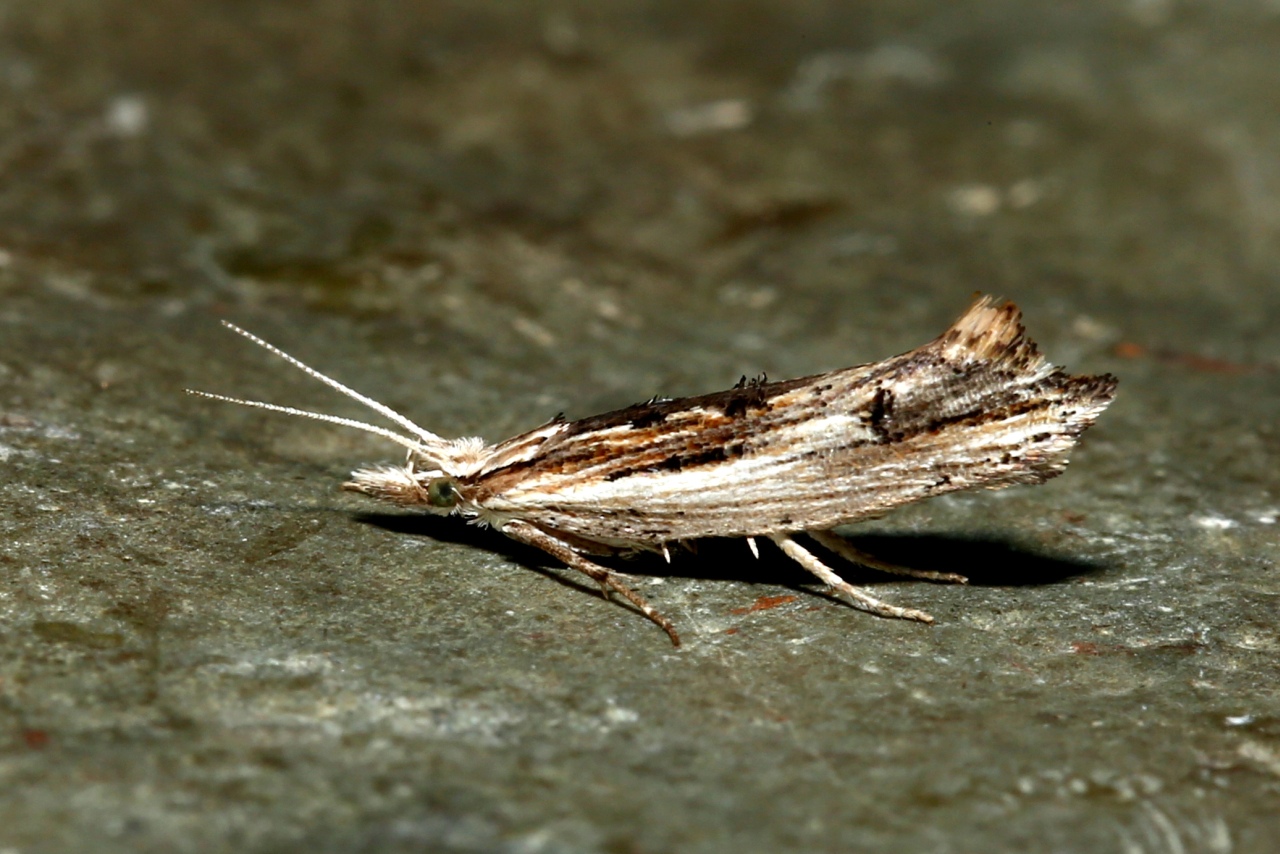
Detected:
left=215, top=321, right=448, bottom=450
left=184, top=389, right=432, bottom=457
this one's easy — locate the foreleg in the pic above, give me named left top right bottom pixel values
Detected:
left=502, top=520, right=681, bottom=647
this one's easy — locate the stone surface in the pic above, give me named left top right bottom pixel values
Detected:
left=1, top=1, right=1277, bottom=852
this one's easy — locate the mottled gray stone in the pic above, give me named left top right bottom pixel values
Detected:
left=1, top=2, right=1277, bottom=852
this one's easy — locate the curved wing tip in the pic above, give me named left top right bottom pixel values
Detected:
left=938, top=294, right=1038, bottom=366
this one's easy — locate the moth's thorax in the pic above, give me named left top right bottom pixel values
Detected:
left=435, top=436, right=492, bottom=476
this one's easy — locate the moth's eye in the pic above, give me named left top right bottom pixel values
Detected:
left=426, top=478, right=459, bottom=509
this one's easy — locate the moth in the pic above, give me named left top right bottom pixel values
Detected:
left=190, top=297, right=1117, bottom=646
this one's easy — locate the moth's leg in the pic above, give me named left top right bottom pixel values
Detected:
left=502, top=520, right=681, bottom=647
left=810, top=530, right=968, bottom=585
left=769, top=534, right=935, bottom=624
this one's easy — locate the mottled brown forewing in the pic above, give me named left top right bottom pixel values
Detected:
left=463, top=300, right=1116, bottom=546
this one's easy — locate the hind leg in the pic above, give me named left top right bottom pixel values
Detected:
left=770, top=533, right=935, bottom=624
left=810, top=530, right=968, bottom=584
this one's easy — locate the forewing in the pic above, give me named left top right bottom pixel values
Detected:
left=464, top=298, right=1116, bottom=546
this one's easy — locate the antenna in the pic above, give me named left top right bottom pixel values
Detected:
left=188, top=321, right=454, bottom=463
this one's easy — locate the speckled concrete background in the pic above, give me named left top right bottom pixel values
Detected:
left=1, top=2, right=1277, bottom=852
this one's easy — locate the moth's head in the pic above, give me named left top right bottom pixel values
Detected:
left=191, top=322, right=498, bottom=513
left=343, top=463, right=466, bottom=515
left=343, top=436, right=489, bottom=514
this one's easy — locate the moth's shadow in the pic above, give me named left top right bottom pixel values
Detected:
left=353, top=513, right=1102, bottom=593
